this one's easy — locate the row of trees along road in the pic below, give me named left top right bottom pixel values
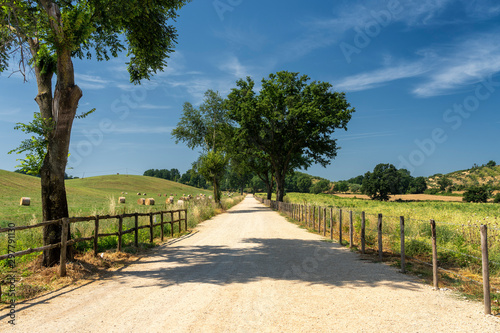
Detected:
left=173, top=71, right=355, bottom=203
left=1, top=1, right=190, bottom=266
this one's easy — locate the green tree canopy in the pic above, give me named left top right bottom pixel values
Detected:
left=227, top=71, right=354, bottom=201
left=172, top=90, right=231, bottom=204
left=362, top=163, right=401, bottom=201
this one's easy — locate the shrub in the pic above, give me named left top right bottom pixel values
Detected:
left=463, top=185, right=491, bottom=203
left=494, top=193, right=500, bottom=203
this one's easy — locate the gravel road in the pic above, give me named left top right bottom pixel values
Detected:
left=3, top=195, right=499, bottom=332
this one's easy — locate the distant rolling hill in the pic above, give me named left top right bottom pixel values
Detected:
left=427, top=165, right=500, bottom=190
left=0, top=170, right=212, bottom=225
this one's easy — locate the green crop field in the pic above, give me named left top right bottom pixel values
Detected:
left=282, top=192, right=500, bottom=226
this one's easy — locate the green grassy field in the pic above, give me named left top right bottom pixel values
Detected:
left=0, top=169, right=244, bottom=261
left=0, top=169, right=213, bottom=227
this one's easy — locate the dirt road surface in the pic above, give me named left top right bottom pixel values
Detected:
left=3, top=195, right=499, bottom=332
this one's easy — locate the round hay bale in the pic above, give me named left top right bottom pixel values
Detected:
left=20, top=197, right=31, bottom=206
left=118, top=197, right=126, bottom=204
left=137, top=192, right=141, bottom=195
left=143, top=193, right=147, bottom=196
left=137, top=198, right=146, bottom=205
left=166, top=196, right=174, bottom=204
left=146, top=198, right=155, bottom=206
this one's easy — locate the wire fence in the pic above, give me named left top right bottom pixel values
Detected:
left=256, top=197, right=499, bottom=315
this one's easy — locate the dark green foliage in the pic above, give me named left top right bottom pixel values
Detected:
left=310, top=179, right=331, bottom=194
left=463, top=186, right=491, bottom=203
left=486, top=160, right=497, bottom=167
left=143, top=168, right=180, bottom=182
left=347, top=175, right=364, bottom=185
left=227, top=71, right=354, bottom=201
left=334, top=181, right=349, bottom=193
left=494, top=193, right=500, bottom=203
left=437, top=176, right=452, bottom=191
left=361, top=163, right=401, bottom=201
left=409, top=176, right=428, bottom=194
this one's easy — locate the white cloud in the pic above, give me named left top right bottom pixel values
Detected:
left=335, top=31, right=500, bottom=97
left=218, top=55, right=249, bottom=79
left=112, top=126, right=174, bottom=134
left=335, top=63, right=428, bottom=92
left=413, top=33, right=500, bottom=97
left=136, top=104, right=172, bottom=110
left=339, top=131, right=398, bottom=141
left=75, top=73, right=111, bottom=90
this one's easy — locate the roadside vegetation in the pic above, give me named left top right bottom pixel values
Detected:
left=0, top=170, right=244, bottom=303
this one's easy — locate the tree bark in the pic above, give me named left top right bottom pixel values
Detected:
left=275, top=170, right=286, bottom=202
left=36, top=2, right=82, bottom=266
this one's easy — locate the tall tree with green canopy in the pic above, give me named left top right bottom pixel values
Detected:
left=1, top=0, right=190, bottom=266
left=172, top=89, right=230, bottom=205
left=226, top=71, right=355, bottom=202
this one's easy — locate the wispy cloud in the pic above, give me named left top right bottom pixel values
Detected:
left=335, top=30, right=500, bottom=97
left=335, top=63, right=428, bottom=92
left=339, top=131, right=398, bottom=141
left=112, top=126, right=174, bottom=135
left=218, top=55, right=249, bottom=79
left=75, top=73, right=111, bottom=90
left=413, top=33, right=500, bottom=97
left=136, top=104, right=172, bottom=110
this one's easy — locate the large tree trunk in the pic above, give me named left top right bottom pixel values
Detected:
left=41, top=53, right=82, bottom=266
left=213, top=175, right=221, bottom=205
left=34, top=3, right=83, bottom=265
left=275, top=170, right=286, bottom=202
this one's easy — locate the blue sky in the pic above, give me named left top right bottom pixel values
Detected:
left=1, top=0, right=500, bottom=181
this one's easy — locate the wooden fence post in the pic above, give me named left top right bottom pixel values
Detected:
left=349, top=211, right=353, bottom=248
left=134, top=213, right=139, bottom=247
left=330, top=207, right=333, bottom=240
left=313, top=206, right=316, bottom=231
left=94, top=215, right=100, bottom=256
left=323, top=207, right=327, bottom=237
left=400, top=216, right=405, bottom=273
left=184, top=209, right=188, bottom=231
left=480, top=225, right=491, bottom=315
left=160, top=212, right=164, bottom=241
left=361, top=212, right=365, bottom=254
left=378, top=214, right=383, bottom=260
left=430, top=219, right=438, bottom=290
left=339, top=209, right=343, bottom=245
left=117, top=216, right=123, bottom=252
left=60, top=218, right=69, bottom=277
left=149, top=213, right=154, bottom=243
left=170, top=211, right=174, bottom=237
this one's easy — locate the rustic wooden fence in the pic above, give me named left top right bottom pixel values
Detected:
left=0, top=209, right=187, bottom=279
left=256, top=197, right=497, bottom=315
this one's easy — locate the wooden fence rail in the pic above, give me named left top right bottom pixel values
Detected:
left=0, top=209, right=187, bottom=278
left=256, top=197, right=495, bottom=315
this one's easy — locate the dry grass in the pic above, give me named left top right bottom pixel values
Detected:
left=334, top=193, right=464, bottom=202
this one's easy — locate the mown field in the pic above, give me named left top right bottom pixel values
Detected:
left=0, top=169, right=215, bottom=227
left=0, top=169, right=243, bottom=263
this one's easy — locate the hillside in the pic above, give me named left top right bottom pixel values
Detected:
left=0, top=170, right=212, bottom=226
left=427, top=165, right=500, bottom=189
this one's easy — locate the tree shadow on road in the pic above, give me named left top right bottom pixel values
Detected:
left=109, top=237, right=421, bottom=292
